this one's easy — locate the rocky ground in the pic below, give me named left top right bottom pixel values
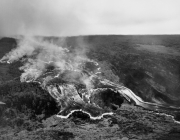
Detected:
left=1, top=104, right=180, bottom=140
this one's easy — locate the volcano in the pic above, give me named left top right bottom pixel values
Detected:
left=1, top=36, right=180, bottom=121
left=1, top=36, right=180, bottom=139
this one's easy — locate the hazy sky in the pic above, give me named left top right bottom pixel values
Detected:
left=0, top=0, right=180, bottom=36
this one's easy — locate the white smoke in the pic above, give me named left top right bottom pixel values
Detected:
left=0, top=36, right=94, bottom=89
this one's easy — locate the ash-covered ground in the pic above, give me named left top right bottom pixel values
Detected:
left=1, top=35, right=180, bottom=140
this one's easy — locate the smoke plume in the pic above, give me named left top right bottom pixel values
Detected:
left=0, top=36, right=94, bottom=89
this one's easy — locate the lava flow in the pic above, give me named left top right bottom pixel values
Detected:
left=1, top=36, right=180, bottom=121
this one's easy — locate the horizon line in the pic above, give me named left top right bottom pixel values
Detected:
left=1, top=34, right=180, bottom=38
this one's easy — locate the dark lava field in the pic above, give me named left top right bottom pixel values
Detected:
left=1, top=35, right=180, bottom=140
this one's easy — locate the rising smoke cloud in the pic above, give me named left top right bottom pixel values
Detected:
left=0, top=36, right=94, bottom=89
